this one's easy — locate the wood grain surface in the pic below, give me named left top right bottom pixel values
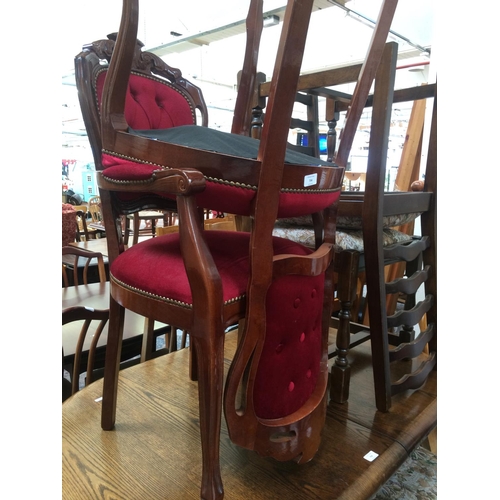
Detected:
left=62, top=331, right=436, bottom=499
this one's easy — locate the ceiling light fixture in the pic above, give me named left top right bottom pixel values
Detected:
left=263, top=15, right=280, bottom=28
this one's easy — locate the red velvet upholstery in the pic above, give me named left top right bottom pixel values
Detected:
left=111, top=231, right=313, bottom=308
left=102, top=150, right=340, bottom=218
left=253, top=273, right=324, bottom=419
left=95, top=71, right=196, bottom=129
left=94, top=67, right=340, bottom=218
left=101, top=153, right=341, bottom=218
left=110, top=230, right=323, bottom=419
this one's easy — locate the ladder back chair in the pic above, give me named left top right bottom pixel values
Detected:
left=250, top=0, right=436, bottom=411
left=290, top=65, right=435, bottom=412
left=75, top=1, right=344, bottom=499
left=363, top=84, right=437, bottom=412
left=328, top=51, right=437, bottom=412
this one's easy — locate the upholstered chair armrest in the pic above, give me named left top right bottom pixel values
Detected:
left=97, top=167, right=206, bottom=197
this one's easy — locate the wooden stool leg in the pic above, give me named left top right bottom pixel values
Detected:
left=330, top=250, right=359, bottom=403
left=189, top=342, right=198, bottom=381
left=168, top=325, right=178, bottom=352
left=133, top=212, right=140, bottom=245
left=141, top=317, right=156, bottom=361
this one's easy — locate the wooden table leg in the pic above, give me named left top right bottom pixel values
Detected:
left=331, top=250, right=359, bottom=403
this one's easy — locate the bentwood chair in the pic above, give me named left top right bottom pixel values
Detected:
left=62, top=246, right=107, bottom=287
left=62, top=306, right=109, bottom=401
left=75, top=0, right=344, bottom=498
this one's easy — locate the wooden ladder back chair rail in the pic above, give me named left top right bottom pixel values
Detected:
left=382, top=95, right=437, bottom=400
left=87, top=0, right=344, bottom=498
left=382, top=96, right=427, bottom=318
left=251, top=0, right=436, bottom=412
left=62, top=306, right=109, bottom=399
left=361, top=65, right=437, bottom=412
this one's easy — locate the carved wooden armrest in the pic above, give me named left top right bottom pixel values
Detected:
left=97, top=167, right=206, bottom=197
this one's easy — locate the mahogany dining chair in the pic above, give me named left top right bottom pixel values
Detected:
left=74, top=0, right=345, bottom=498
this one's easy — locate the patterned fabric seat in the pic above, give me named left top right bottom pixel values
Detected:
left=273, top=212, right=415, bottom=252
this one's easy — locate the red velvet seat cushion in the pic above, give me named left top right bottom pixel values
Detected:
left=110, top=230, right=313, bottom=308
left=102, top=125, right=341, bottom=218
left=111, top=231, right=324, bottom=420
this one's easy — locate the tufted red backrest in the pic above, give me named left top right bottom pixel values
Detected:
left=95, top=70, right=197, bottom=131
left=253, top=273, right=325, bottom=419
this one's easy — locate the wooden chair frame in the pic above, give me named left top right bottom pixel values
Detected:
left=62, top=306, right=109, bottom=398
left=251, top=0, right=436, bottom=412
left=62, top=245, right=107, bottom=287
left=78, top=1, right=344, bottom=499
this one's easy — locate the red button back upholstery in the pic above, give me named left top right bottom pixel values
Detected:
left=95, top=71, right=197, bottom=130
left=253, top=273, right=324, bottom=419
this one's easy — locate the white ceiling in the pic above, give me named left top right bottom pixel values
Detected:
left=62, top=0, right=435, bottom=161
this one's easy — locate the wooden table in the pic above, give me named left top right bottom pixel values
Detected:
left=62, top=331, right=436, bottom=499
